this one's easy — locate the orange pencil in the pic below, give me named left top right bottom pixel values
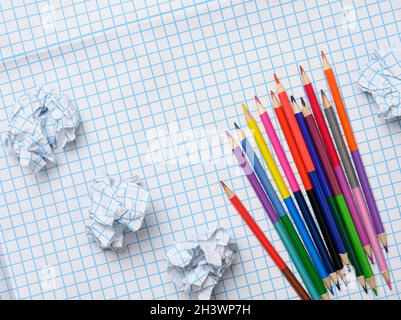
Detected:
left=322, top=51, right=387, bottom=250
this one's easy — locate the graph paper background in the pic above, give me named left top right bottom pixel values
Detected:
left=0, top=0, right=400, bottom=300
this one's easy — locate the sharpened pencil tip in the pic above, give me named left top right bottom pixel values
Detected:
left=270, top=90, right=275, bottom=97
left=363, top=285, right=368, bottom=294
left=383, top=243, right=388, bottom=252
left=273, top=73, right=279, bottom=84
left=328, top=286, right=334, bottom=296
left=299, top=65, right=304, bottom=73
left=368, top=254, right=374, bottom=264
left=254, top=95, right=261, bottom=104
left=300, top=97, right=306, bottom=107
left=220, top=180, right=227, bottom=188
left=372, top=287, right=378, bottom=296
left=336, top=281, right=341, bottom=291
left=320, top=89, right=325, bottom=96
left=290, top=95, right=296, bottom=103
left=234, top=122, right=240, bottom=130
left=321, top=50, right=325, bottom=58
left=386, top=279, right=392, bottom=291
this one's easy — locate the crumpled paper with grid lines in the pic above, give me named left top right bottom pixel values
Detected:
left=3, top=85, right=80, bottom=172
left=166, top=227, right=237, bottom=300
left=358, top=47, right=401, bottom=119
left=86, top=172, right=150, bottom=252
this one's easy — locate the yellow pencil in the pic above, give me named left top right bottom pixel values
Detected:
left=242, top=103, right=290, bottom=199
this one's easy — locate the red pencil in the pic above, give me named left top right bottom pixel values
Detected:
left=220, top=181, right=311, bottom=300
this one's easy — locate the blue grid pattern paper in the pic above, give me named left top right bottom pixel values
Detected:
left=0, top=0, right=401, bottom=300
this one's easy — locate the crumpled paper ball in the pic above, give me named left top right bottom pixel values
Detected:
left=358, top=47, right=401, bottom=119
left=166, top=227, right=237, bottom=300
left=3, top=85, right=80, bottom=172
left=86, top=172, right=150, bottom=252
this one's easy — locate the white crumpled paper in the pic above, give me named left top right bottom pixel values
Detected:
left=358, top=47, right=401, bottom=119
left=3, top=85, right=80, bottom=172
left=86, top=172, right=150, bottom=252
left=166, top=227, right=237, bottom=300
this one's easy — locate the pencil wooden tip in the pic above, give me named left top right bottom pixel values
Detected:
left=255, top=96, right=265, bottom=115
left=226, top=130, right=237, bottom=149
left=220, top=181, right=234, bottom=198
left=300, top=97, right=311, bottom=116
left=242, top=103, right=253, bottom=122
left=378, top=233, right=388, bottom=252
left=321, top=89, right=331, bottom=109
left=291, top=97, right=301, bottom=114
left=274, top=73, right=279, bottom=84
left=300, top=66, right=310, bottom=84
left=322, top=51, right=330, bottom=69
left=382, top=270, right=392, bottom=290
left=270, top=90, right=280, bottom=108
left=234, top=122, right=246, bottom=140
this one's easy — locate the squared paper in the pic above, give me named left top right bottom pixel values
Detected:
left=1, top=0, right=401, bottom=300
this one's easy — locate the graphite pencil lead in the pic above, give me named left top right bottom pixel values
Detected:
left=234, top=122, right=240, bottom=130
left=383, top=243, right=388, bottom=253
left=290, top=95, right=296, bottom=103
left=336, top=281, right=341, bottom=291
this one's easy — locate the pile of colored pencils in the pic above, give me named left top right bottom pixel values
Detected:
left=220, top=51, right=391, bottom=300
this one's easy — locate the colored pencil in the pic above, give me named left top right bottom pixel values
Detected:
left=321, top=90, right=392, bottom=289
left=321, top=51, right=387, bottom=250
left=293, top=97, right=376, bottom=292
left=254, top=97, right=339, bottom=288
left=241, top=104, right=332, bottom=293
left=226, top=132, right=325, bottom=300
left=300, top=66, right=373, bottom=261
left=220, top=181, right=311, bottom=300
left=235, top=122, right=334, bottom=292
left=269, top=92, right=344, bottom=281
left=273, top=78, right=349, bottom=265
left=273, top=88, right=366, bottom=292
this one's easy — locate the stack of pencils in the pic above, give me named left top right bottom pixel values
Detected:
left=220, top=51, right=391, bottom=300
